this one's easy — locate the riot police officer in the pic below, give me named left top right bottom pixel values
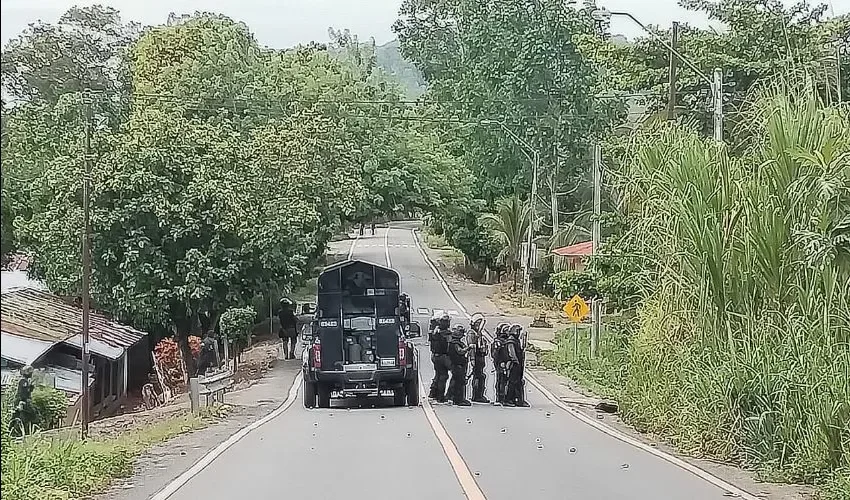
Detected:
left=507, top=324, right=530, bottom=407
left=10, top=365, right=36, bottom=435
left=447, top=325, right=472, bottom=406
left=428, top=312, right=452, bottom=402
left=196, top=331, right=218, bottom=376
left=398, top=293, right=411, bottom=329
left=491, top=323, right=511, bottom=405
left=467, top=313, right=490, bottom=403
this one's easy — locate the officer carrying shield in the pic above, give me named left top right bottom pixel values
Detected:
left=467, top=313, right=490, bottom=403
left=506, top=324, right=530, bottom=407
left=491, top=323, right=511, bottom=405
left=428, top=312, right=452, bottom=402
left=447, top=325, right=472, bottom=406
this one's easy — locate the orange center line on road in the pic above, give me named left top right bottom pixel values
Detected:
left=418, top=373, right=487, bottom=500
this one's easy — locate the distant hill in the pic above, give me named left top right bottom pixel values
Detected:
left=371, top=34, right=631, bottom=100
left=374, top=39, right=426, bottom=99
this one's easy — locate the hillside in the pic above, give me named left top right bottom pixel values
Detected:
left=374, top=39, right=427, bottom=99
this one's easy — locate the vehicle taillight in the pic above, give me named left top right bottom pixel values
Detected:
left=312, top=342, right=322, bottom=369
left=398, top=339, right=407, bottom=365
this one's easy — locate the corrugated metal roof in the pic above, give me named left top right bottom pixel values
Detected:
left=1, top=271, right=47, bottom=292
left=551, top=241, right=593, bottom=257
left=0, top=331, right=56, bottom=365
left=1, top=289, right=148, bottom=360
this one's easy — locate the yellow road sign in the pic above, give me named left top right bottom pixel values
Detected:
left=563, top=295, right=589, bottom=322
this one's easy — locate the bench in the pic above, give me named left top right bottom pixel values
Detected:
left=197, top=370, right=234, bottom=406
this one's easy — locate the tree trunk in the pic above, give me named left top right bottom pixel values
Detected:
left=170, top=302, right=197, bottom=378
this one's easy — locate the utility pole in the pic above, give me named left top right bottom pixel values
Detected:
left=590, top=143, right=602, bottom=358
left=81, top=91, right=93, bottom=440
left=667, top=21, right=680, bottom=120
left=522, top=150, right=540, bottom=301
left=551, top=145, right=559, bottom=234
left=713, top=68, right=724, bottom=143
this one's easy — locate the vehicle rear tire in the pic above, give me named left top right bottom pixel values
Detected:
left=405, top=377, right=420, bottom=407
left=303, top=378, right=316, bottom=408
left=317, top=384, right=331, bottom=408
left=393, top=387, right=406, bottom=406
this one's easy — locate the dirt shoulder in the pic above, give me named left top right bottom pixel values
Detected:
left=418, top=236, right=816, bottom=500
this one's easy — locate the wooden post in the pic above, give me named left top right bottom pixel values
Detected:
left=122, top=351, right=128, bottom=397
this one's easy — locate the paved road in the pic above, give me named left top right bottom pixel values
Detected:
left=162, top=223, right=746, bottom=500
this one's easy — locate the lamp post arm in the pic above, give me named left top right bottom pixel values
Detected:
left=608, top=10, right=713, bottom=88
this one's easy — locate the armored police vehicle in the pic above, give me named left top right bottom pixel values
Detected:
left=302, top=259, right=421, bottom=408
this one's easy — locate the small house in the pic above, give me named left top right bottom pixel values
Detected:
left=1, top=288, right=151, bottom=422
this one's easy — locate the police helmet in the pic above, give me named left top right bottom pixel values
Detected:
left=470, top=312, right=486, bottom=332
left=508, top=323, right=523, bottom=338
left=451, top=325, right=466, bottom=338
left=20, top=365, right=34, bottom=377
left=495, top=323, right=510, bottom=338
left=438, top=312, right=451, bottom=329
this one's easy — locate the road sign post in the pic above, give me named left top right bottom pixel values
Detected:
left=564, top=295, right=590, bottom=356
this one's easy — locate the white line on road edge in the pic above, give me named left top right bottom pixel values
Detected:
left=347, top=232, right=360, bottom=260
left=384, top=225, right=392, bottom=267
left=417, top=371, right=487, bottom=500
left=409, top=229, right=759, bottom=500
left=150, top=372, right=304, bottom=500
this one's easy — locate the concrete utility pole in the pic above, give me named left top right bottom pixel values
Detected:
left=590, top=143, right=602, bottom=358
left=667, top=21, right=680, bottom=120
left=713, top=68, right=724, bottom=143
left=480, top=120, right=540, bottom=303
left=81, top=91, right=93, bottom=439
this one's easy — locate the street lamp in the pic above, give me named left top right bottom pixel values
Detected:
left=591, top=8, right=724, bottom=143
left=479, top=119, right=541, bottom=301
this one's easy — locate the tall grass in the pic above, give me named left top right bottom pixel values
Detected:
left=610, top=82, right=850, bottom=487
left=1, top=389, right=208, bottom=500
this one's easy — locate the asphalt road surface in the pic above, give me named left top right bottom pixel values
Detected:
left=160, top=223, right=750, bottom=500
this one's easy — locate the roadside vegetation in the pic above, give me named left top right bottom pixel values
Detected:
left=1, top=389, right=216, bottom=500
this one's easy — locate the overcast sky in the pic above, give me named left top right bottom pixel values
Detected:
left=1, top=0, right=848, bottom=48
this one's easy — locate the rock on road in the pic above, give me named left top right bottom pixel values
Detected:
left=158, top=222, right=749, bottom=500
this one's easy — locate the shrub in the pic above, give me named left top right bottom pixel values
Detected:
left=30, top=386, right=68, bottom=430
left=153, top=338, right=185, bottom=386
left=220, top=307, right=256, bottom=350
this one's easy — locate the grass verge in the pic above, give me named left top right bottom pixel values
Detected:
left=1, top=405, right=223, bottom=500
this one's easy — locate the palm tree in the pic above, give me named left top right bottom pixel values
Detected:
left=479, top=195, right=532, bottom=289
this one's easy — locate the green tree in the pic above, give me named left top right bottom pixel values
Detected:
left=394, top=0, right=619, bottom=266
left=479, top=195, right=532, bottom=288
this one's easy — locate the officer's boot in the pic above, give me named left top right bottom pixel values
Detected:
left=472, top=375, right=490, bottom=403
left=515, top=379, right=530, bottom=407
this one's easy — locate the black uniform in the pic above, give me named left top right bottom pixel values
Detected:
left=508, top=325, right=530, bottom=407
left=491, top=326, right=511, bottom=405
left=468, top=319, right=490, bottom=403
left=10, top=370, right=36, bottom=435
left=398, top=294, right=411, bottom=329
left=428, top=314, right=451, bottom=402
left=447, top=326, right=472, bottom=406
left=278, top=302, right=299, bottom=359
left=196, top=335, right=218, bottom=375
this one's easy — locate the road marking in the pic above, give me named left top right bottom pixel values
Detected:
left=409, top=228, right=760, bottom=500
left=346, top=233, right=360, bottom=260
left=150, top=372, right=303, bottom=500
left=447, top=309, right=459, bottom=316
left=384, top=226, right=391, bottom=267
left=417, top=372, right=487, bottom=500
left=417, top=307, right=430, bottom=315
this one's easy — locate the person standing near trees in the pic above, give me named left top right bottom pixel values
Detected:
left=278, top=298, right=299, bottom=360
left=10, top=365, right=36, bottom=435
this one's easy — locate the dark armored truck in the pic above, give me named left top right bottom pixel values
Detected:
left=302, top=259, right=421, bottom=408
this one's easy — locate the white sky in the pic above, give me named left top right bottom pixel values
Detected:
left=1, top=0, right=848, bottom=48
